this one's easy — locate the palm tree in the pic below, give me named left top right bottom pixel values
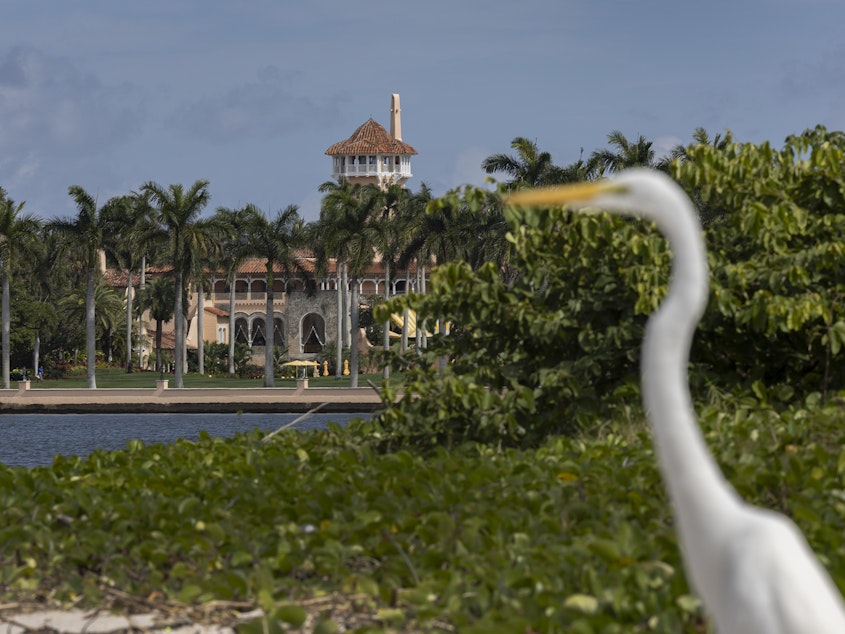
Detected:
left=102, top=192, right=154, bottom=372
left=315, top=181, right=350, bottom=378
left=0, top=190, right=41, bottom=388
left=317, top=181, right=383, bottom=387
left=25, top=228, right=58, bottom=377
left=49, top=186, right=115, bottom=389
left=137, top=275, right=176, bottom=373
left=658, top=128, right=734, bottom=224
left=58, top=277, right=125, bottom=364
left=587, top=130, right=656, bottom=177
left=142, top=179, right=221, bottom=388
left=392, top=183, right=433, bottom=350
left=373, top=184, right=411, bottom=378
left=242, top=203, right=310, bottom=387
left=214, top=205, right=254, bottom=378
left=482, top=137, right=569, bottom=187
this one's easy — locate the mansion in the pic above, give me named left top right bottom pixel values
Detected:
left=115, top=94, right=422, bottom=369
left=107, top=257, right=426, bottom=370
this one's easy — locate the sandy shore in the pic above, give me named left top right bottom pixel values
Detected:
left=0, top=380, right=390, bottom=414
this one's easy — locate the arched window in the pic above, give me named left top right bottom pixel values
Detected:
left=235, top=317, right=249, bottom=344
left=274, top=318, right=285, bottom=347
left=251, top=317, right=266, bottom=347
left=301, top=313, right=325, bottom=354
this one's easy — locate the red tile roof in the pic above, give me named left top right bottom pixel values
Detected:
left=205, top=306, right=228, bottom=317
left=105, top=255, right=423, bottom=288
left=325, top=119, right=417, bottom=156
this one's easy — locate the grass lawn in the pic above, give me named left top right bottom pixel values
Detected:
left=31, top=367, right=399, bottom=389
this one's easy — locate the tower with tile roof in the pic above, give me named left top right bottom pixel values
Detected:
left=325, top=94, right=417, bottom=188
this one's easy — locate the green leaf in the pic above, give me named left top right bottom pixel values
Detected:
left=273, top=604, right=307, bottom=627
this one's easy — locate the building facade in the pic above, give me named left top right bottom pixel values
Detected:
left=118, top=94, right=422, bottom=371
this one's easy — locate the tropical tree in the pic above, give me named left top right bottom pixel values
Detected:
left=19, top=228, right=58, bottom=376
left=419, top=185, right=511, bottom=272
left=587, top=130, right=656, bottom=177
left=242, top=203, right=310, bottom=387
left=49, top=186, right=115, bottom=389
left=372, top=184, right=410, bottom=378
left=482, top=137, right=570, bottom=187
left=395, top=184, right=434, bottom=350
left=659, top=127, right=731, bottom=169
left=0, top=190, right=41, bottom=388
left=317, top=181, right=383, bottom=387
left=674, top=125, right=845, bottom=398
left=101, top=192, right=154, bottom=372
left=314, top=181, right=350, bottom=378
left=137, top=275, right=176, bottom=373
left=658, top=128, right=734, bottom=225
left=58, top=277, right=125, bottom=364
left=214, top=205, right=254, bottom=378
left=142, top=179, right=221, bottom=388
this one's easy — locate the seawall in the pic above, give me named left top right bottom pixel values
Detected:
left=0, top=381, right=389, bottom=414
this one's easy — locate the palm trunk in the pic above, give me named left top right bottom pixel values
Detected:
left=174, top=271, right=184, bottom=388
left=342, top=262, right=350, bottom=348
left=264, top=266, right=275, bottom=387
left=335, top=261, right=343, bottom=378
left=415, top=263, right=422, bottom=352
left=155, top=322, right=163, bottom=373
left=197, top=283, right=205, bottom=375
left=350, top=275, right=360, bottom=388
left=438, top=317, right=448, bottom=376
left=86, top=268, right=97, bottom=389
left=139, top=255, right=146, bottom=369
left=382, top=261, right=390, bottom=380
left=401, top=266, right=410, bottom=352
left=125, top=268, right=133, bottom=372
left=2, top=270, right=10, bottom=389
left=228, top=278, right=236, bottom=378
left=32, top=334, right=40, bottom=379
left=419, top=262, right=427, bottom=350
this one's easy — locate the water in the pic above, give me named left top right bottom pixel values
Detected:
left=0, top=412, right=366, bottom=468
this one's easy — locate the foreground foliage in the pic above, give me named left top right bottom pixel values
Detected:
left=373, top=126, right=845, bottom=449
left=2, top=397, right=845, bottom=632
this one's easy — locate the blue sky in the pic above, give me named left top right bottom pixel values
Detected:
left=1, top=0, right=843, bottom=222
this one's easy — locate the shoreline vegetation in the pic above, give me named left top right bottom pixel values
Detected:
left=15, top=367, right=397, bottom=390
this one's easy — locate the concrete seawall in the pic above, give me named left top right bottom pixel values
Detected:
left=0, top=381, right=389, bottom=414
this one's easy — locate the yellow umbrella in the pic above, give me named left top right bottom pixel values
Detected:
left=281, top=359, right=319, bottom=378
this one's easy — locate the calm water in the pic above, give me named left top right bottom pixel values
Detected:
left=0, top=412, right=365, bottom=468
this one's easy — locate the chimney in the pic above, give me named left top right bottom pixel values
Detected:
left=390, top=93, right=402, bottom=141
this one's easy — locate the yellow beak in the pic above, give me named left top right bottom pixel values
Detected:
left=505, top=180, right=620, bottom=207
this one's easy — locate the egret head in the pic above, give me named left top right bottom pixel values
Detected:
left=506, top=168, right=692, bottom=229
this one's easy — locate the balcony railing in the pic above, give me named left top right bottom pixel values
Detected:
left=331, top=165, right=413, bottom=180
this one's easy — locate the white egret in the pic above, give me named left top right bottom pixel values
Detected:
left=508, top=169, right=845, bottom=633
